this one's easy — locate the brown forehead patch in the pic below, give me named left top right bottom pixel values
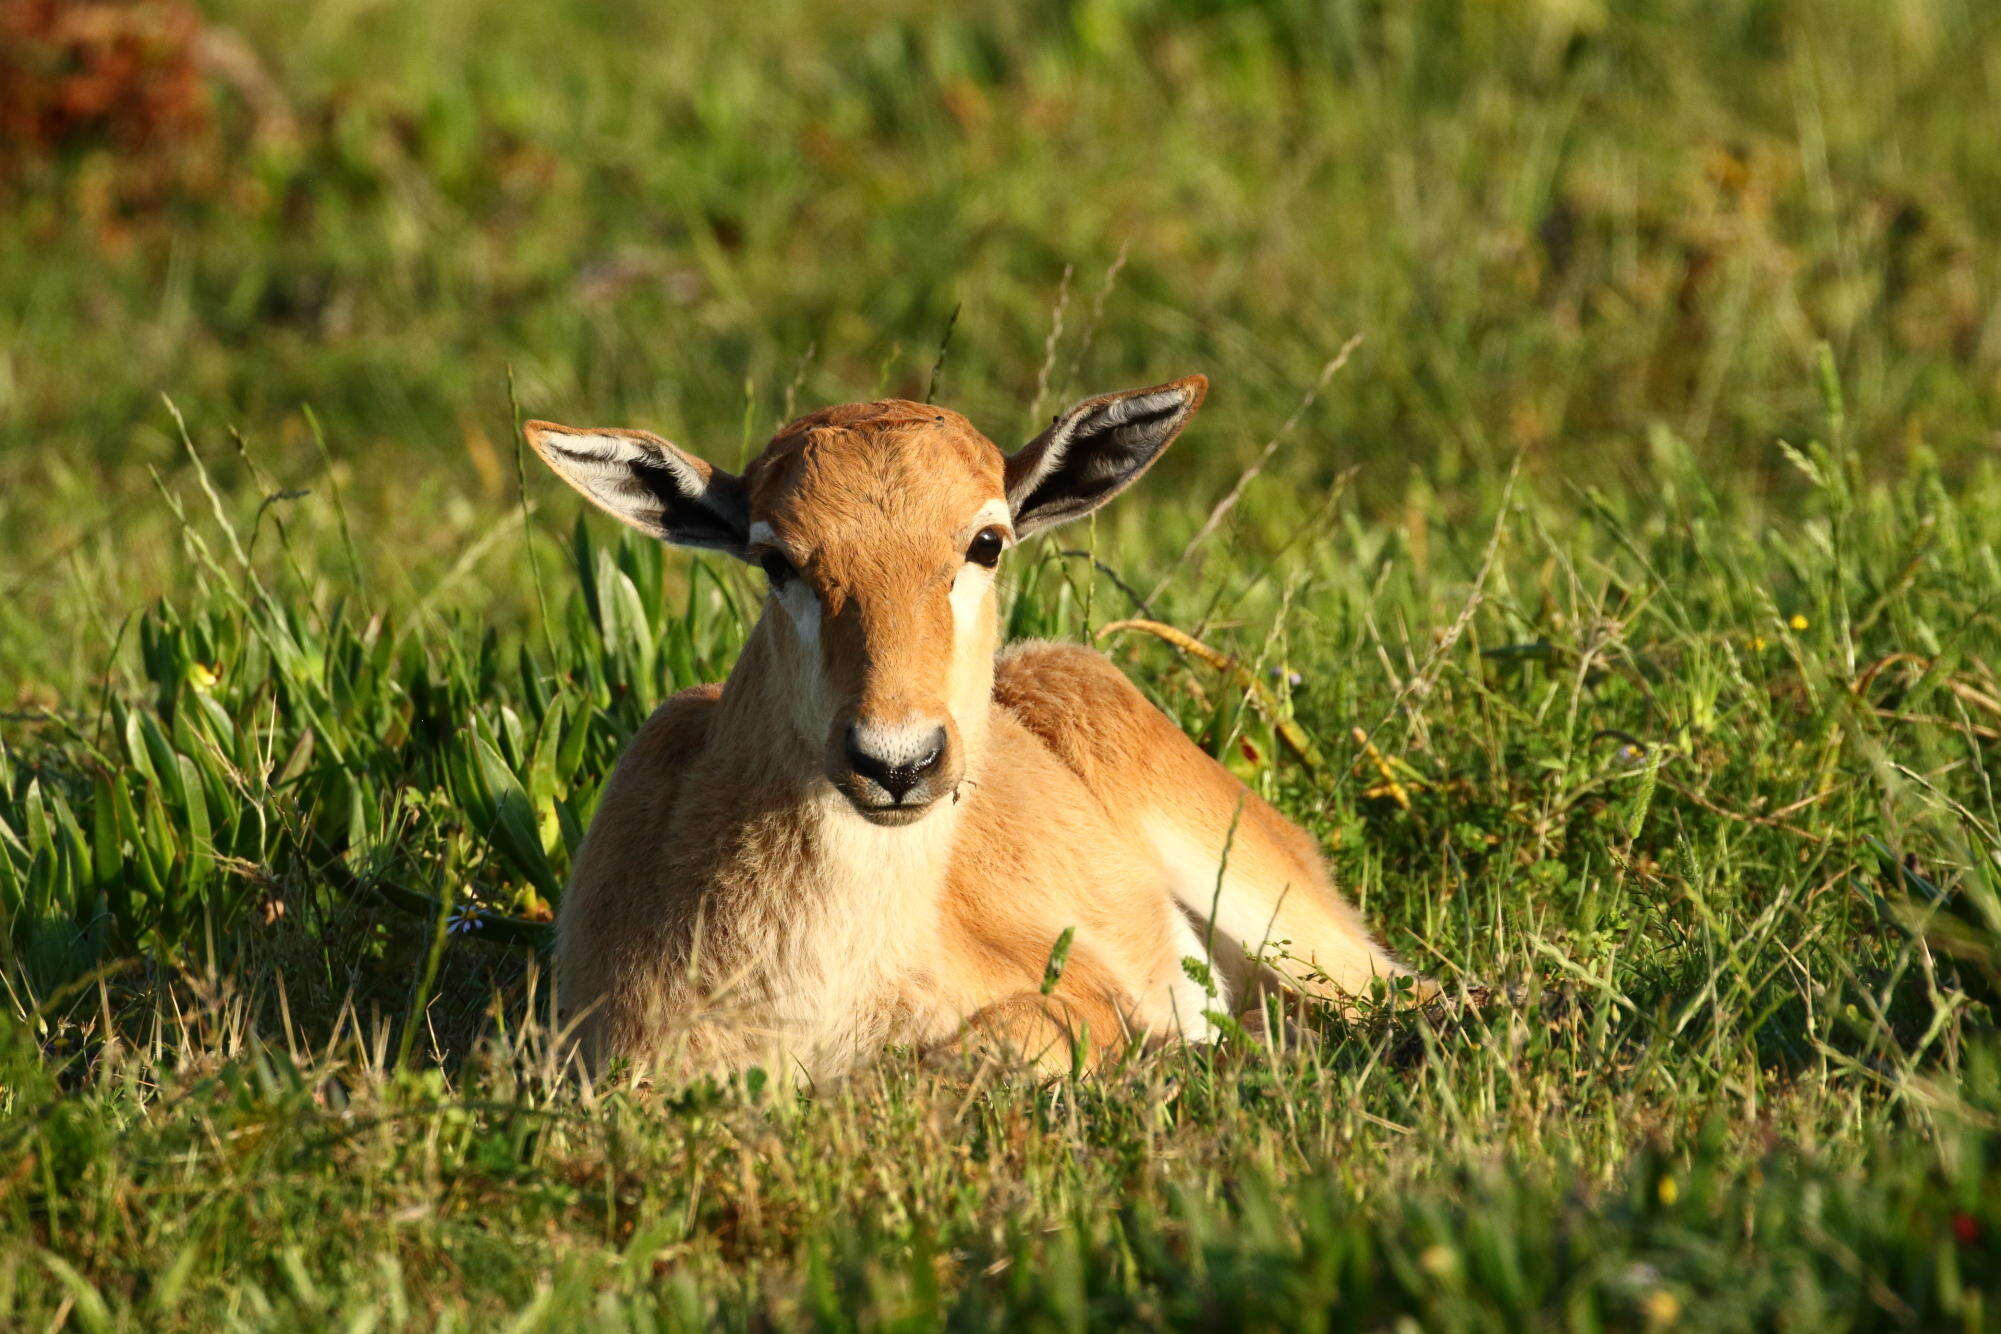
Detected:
left=743, top=400, right=1004, bottom=537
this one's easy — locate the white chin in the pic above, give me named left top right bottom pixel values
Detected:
left=849, top=801, right=935, bottom=828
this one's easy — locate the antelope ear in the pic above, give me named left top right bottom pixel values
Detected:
left=1004, top=375, right=1208, bottom=539
left=523, top=420, right=750, bottom=557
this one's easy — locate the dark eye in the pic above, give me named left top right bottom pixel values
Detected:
left=966, top=526, right=1006, bottom=569
left=757, top=550, right=796, bottom=587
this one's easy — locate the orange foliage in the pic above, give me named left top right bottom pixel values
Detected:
left=0, top=0, right=211, bottom=160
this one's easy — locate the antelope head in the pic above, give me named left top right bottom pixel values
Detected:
left=525, top=375, right=1206, bottom=826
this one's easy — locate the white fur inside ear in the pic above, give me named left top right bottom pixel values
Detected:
left=529, top=422, right=747, bottom=551
left=533, top=430, right=694, bottom=533
left=1005, top=383, right=1196, bottom=536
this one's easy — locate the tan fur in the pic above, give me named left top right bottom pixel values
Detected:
left=535, top=383, right=1419, bottom=1081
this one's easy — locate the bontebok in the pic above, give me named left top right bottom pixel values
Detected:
left=526, top=377, right=1421, bottom=1078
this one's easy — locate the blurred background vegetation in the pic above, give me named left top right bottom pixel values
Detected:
left=4, top=0, right=1998, bottom=693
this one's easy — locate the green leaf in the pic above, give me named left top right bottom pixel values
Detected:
left=1041, top=926, right=1077, bottom=996
left=468, top=733, right=562, bottom=901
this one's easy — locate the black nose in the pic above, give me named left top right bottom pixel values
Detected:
left=844, top=724, right=947, bottom=803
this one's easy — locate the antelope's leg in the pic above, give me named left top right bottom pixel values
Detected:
left=995, top=641, right=1428, bottom=1008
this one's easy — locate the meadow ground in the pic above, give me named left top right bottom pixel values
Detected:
left=4, top=1, right=2001, bottom=1327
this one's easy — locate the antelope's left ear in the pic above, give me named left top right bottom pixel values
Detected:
left=522, top=419, right=751, bottom=557
left=1004, top=375, right=1208, bottom=538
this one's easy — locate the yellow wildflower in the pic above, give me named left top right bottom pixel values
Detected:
left=1418, top=1244, right=1456, bottom=1277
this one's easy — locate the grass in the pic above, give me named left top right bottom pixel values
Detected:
left=4, top=0, right=2001, bottom=1327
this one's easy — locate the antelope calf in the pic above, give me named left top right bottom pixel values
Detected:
left=526, top=375, right=1419, bottom=1080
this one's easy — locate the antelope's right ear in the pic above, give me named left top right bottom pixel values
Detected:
left=523, top=421, right=751, bottom=557
left=1005, top=375, right=1207, bottom=539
